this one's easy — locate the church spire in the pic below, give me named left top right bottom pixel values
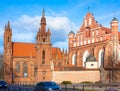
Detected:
left=42, top=8, right=45, bottom=17
left=40, top=9, right=46, bottom=33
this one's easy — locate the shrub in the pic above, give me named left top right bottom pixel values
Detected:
left=61, top=81, right=72, bottom=84
left=80, top=81, right=93, bottom=84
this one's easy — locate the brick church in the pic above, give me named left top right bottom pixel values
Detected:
left=4, top=9, right=67, bottom=84
left=4, top=9, right=120, bottom=84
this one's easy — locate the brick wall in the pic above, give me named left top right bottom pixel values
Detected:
left=52, top=70, right=100, bottom=83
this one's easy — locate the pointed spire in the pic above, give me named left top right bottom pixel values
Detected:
left=65, top=49, right=67, bottom=54
left=47, top=28, right=51, bottom=34
left=87, top=6, right=90, bottom=12
left=7, top=21, right=10, bottom=29
left=42, top=8, right=45, bottom=17
left=5, top=24, right=7, bottom=30
left=5, top=21, right=12, bottom=32
left=62, top=48, right=64, bottom=53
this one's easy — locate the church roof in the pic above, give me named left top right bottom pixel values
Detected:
left=51, top=47, right=63, bottom=60
left=111, top=17, right=118, bottom=22
left=12, top=42, right=63, bottom=59
left=12, top=42, right=36, bottom=57
left=68, top=31, right=75, bottom=35
left=101, top=27, right=111, bottom=34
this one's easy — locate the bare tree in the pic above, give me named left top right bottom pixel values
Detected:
left=106, top=43, right=120, bottom=83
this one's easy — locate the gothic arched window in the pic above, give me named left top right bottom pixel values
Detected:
left=23, top=63, right=28, bottom=77
left=15, top=62, right=20, bottom=73
left=43, top=38, right=45, bottom=42
left=98, top=49, right=104, bottom=67
left=72, top=54, right=77, bottom=65
left=42, top=50, right=45, bottom=64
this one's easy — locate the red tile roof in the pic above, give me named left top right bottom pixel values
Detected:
left=101, top=27, right=111, bottom=34
left=12, top=42, right=36, bottom=57
left=51, top=47, right=63, bottom=60
left=12, top=42, right=63, bottom=59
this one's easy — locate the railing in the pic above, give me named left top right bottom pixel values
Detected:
left=60, top=83, right=120, bottom=91
left=0, top=83, right=120, bottom=91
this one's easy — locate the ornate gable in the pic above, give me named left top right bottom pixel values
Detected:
left=80, top=12, right=99, bottom=32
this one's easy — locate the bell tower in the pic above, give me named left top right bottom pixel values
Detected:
left=110, top=17, right=119, bottom=63
left=4, top=21, right=13, bottom=83
left=36, top=9, right=52, bottom=82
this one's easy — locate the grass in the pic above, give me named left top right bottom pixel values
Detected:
left=84, top=89, right=98, bottom=91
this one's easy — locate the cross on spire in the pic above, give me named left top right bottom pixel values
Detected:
left=42, top=8, right=45, bottom=17
left=114, top=12, right=116, bottom=17
left=87, top=6, right=90, bottom=12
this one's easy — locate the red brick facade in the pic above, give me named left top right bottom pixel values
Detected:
left=67, top=12, right=120, bottom=82
left=4, top=10, right=120, bottom=84
left=4, top=9, right=66, bottom=84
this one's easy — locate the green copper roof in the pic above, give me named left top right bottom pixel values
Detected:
left=69, top=31, right=75, bottom=35
left=111, top=17, right=118, bottom=22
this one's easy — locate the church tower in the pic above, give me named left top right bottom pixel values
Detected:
left=110, top=17, right=119, bottom=63
left=4, top=21, right=13, bottom=83
left=68, top=30, right=75, bottom=52
left=36, top=9, right=52, bottom=82
left=111, top=17, right=119, bottom=41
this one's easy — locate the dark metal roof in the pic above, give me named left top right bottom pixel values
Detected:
left=111, top=17, right=118, bottom=22
left=69, top=31, right=75, bottom=35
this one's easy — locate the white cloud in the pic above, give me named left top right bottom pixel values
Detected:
left=9, top=14, right=78, bottom=50
left=52, top=39, right=68, bottom=50
left=13, top=32, right=35, bottom=42
left=11, top=15, right=40, bottom=32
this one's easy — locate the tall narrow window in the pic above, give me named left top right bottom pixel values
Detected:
left=43, top=38, right=45, bottom=42
left=89, top=18, right=92, bottom=25
left=99, top=49, right=104, bottom=67
left=15, top=62, right=20, bottom=73
left=34, top=64, right=37, bottom=78
left=72, top=54, right=77, bottom=65
left=92, top=31, right=94, bottom=37
left=96, top=30, right=98, bottom=36
left=8, top=36, right=10, bottom=42
left=23, top=63, right=28, bottom=77
left=92, top=38, right=94, bottom=43
left=42, top=50, right=45, bottom=64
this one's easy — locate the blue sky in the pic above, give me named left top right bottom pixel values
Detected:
left=0, top=0, right=120, bottom=53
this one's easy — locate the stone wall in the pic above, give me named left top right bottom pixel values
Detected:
left=52, top=70, right=100, bottom=83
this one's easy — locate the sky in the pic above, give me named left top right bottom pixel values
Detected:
left=0, top=0, right=120, bottom=53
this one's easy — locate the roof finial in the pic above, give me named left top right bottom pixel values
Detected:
left=71, top=26, right=73, bottom=31
left=42, top=8, right=45, bottom=17
left=87, top=6, right=90, bottom=12
left=114, top=11, right=116, bottom=17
